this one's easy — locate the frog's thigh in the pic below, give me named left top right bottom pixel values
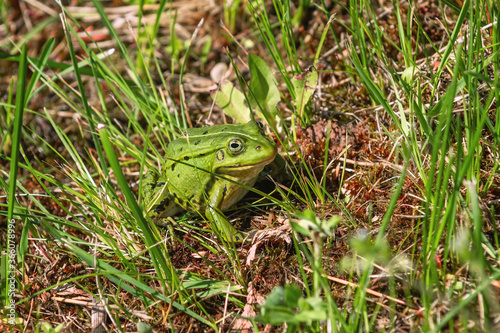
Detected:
left=142, top=170, right=159, bottom=202
left=145, top=173, right=178, bottom=219
left=153, top=175, right=169, bottom=200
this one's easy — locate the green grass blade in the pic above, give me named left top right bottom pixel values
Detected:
left=38, top=219, right=216, bottom=329
left=7, top=45, right=27, bottom=220
left=25, top=38, right=54, bottom=105
left=3, top=43, right=27, bottom=318
left=98, top=125, right=181, bottom=295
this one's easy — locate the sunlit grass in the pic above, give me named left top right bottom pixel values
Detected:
left=249, top=0, right=500, bottom=331
left=1, top=0, right=499, bottom=331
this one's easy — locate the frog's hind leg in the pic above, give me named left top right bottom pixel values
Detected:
left=142, top=170, right=160, bottom=202
left=142, top=170, right=180, bottom=243
left=142, top=170, right=178, bottom=220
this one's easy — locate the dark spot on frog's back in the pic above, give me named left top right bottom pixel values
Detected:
left=184, top=156, right=190, bottom=161
left=194, top=140, right=201, bottom=145
left=171, top=164, right=176, bottom=171
left=203, top=131, right=208, bottom=135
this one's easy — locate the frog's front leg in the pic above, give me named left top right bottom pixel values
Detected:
left=205, top=184, right=246, bottom=243
left=260, top=153, right=290, bottom=183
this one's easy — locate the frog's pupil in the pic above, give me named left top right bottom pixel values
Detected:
left=227, top=138, right=244, bottom=155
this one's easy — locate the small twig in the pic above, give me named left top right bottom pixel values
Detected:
left=23, top=0, right=58, bottom=16
left=220, top=21, right=249, bottom=57
left=337, top=157, right=405, bottom=172
left=51, top=296, right=153, bottom=321
left=23, top=298, right=35, bottom=331
left=302, top=266, right=421, bottom=313
left=222, top=283, right=231, bottom=326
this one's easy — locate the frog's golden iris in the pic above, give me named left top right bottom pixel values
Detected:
left=142, top=121, right=278, bottom=242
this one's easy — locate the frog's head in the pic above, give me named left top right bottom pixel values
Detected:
left=215, top=121, right=277, bottom=175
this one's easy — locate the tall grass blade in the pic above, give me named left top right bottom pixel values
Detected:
left=3, top=43, right=27, bottom=318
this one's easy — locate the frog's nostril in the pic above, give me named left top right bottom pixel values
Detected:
left=256, top=145, right=261, bottom=150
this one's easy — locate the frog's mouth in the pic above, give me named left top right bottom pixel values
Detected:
left=221, top=153, right=277, bottom=172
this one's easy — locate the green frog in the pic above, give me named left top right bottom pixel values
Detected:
left=142, top=120, right=278, bottom=242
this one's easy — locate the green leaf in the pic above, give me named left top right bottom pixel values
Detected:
left=294, top=209, right=340, bottom=237
left=401, top=65, right=417, bottom=85
left=248, top=53, right=281, bottom=127
left=291, top=66, right=318, bottom=118
left=259, top=285, right=301, bottom=325
left=290, top=220, right=311, bottom=236
left=40, top=322, right=53, bottom=333
left=213, top=80, right=251, bottom=123
left=258, top=284, right=330, bottom=326
left=40, top=322, right=64, bottom=333
left=53, top=324, right=65, bottom=333
left=137, top=322, right=153, bottom=333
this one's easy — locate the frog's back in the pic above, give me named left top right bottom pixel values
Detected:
left=163, top=122, right=264, bottom=167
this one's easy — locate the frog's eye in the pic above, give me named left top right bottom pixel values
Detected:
left=227, top=138, right=245, bottom=155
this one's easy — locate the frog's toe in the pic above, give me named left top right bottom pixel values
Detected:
left=230, top=230, right=259, bottom=243
left=230, top=232, right=247, bottom=243
left=154, top=217, right=177, bottom=238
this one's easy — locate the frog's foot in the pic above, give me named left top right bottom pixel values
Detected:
left=154, top=217, right=176, bottom=242
left=154, top=216, right=174, bottom=227
left=230, top=230, right=259, bottom=243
